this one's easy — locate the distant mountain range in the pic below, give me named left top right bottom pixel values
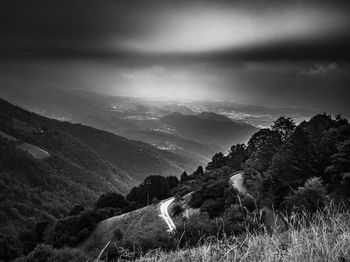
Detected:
left=0, top=86, right=260, bottom=162
left=161, top=112, right=257, bottom=149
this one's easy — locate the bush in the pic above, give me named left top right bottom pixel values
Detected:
left=0, top=234, right=23, bottom=262
left=77, top=228, right=90, bottom=242
left=113, top=228, right=123, bottom=241
left=13, top=244, right=88, bottom=262
left=95, top=192, right=129, bottom=210
left=68, top=205, right=85, bottom=216
left=172, top=204, right=184, bottom=217
left=284, top=177, right=328, bottom=213
left=240, top=194, right=256, bottom=212
left=176, top=213, right=223, bottom=246
left=189, top=174, right=237, bottom=218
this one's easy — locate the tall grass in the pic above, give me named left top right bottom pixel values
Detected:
left=134, top=204, right=350, bottom=262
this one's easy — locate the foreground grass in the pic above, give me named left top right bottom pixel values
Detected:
left=19, top=206, right=349, bottom=261
left=136, top=207, right=350, bottom=262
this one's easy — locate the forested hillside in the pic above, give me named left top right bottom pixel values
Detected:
left=0, top=98, right=195, bottom=261
left=3, top=111, right=350, bottom=262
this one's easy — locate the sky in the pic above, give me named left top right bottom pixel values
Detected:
left=0, top=0, right=350, bottom=113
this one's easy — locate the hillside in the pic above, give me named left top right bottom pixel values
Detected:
left=0, top=98, right=198, bottom=182
left=0, top=98, right=201, bottom=260
left=0, top=100, right=137, bottom=241
left=136, top=208, right=350, bottom=262
left=161, top=112, right=258, bottom=150
left=5, top=113, right=350, bottom=262
left=81, top=203, right=169, bottom=255
left=0, top=87, right=259, bottom=164
left=81, top=113, right=350, bottom=260
left=124, top=129, right=219, bottom=163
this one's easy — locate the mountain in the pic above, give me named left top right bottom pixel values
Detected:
left=6, top=112, right=350, bottom=261
left=161, top=112, right=258, bottom=150
left=0, top=87, right=258, bottom=163
left=197, top=111, right=232, bottom=122
left=0, top=87, right=217, bottom=166
left=123, top=129, right=220, bottom=163
left=0, top=99, right=201, bottom=238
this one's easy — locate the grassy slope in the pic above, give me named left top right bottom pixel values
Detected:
left=136, top=208, right=350, bottom=262
left=81, top=203, right=169, bottom=255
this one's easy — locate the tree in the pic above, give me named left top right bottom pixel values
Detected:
left=180, top=171, right=188, bottom=183
left=272, top=117, right=296, bottom=141
left=327, top=139, right=350, bottom=198
left=192, top=166, right=204, bottom=179
left=206, top=152, right=226, bottom=170
left=126, top=175, right=178, bottom=207
left=226, top=144, right=248, bottom=170
left=189, top=171, right=237, bottom=218
left=166, top=176, right=179, bottom=189
left=94, top=192, right=128, bottom=210
left=329, top=139, right=350, bottom=175
left=245, top=129, right=282, bottom=173
left=268, top=126, right=320, bottom=206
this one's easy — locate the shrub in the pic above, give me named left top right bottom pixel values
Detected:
left=240, top=194, right=256, bottom=212
left=113, top=228, right=123, bottom=241
left=284, top=177, right=327, bottom=213
left=172, top=204, right=184, bottom=217
left=0, top=234, right=23, bottom=262
left=77, top=228, right=90, bottom=242
left=68, top=205, right=84, bottom=216
left=176, top=213, right=223, bottom=246
left=13, top=244, right=88, bottom=262
left=94, top=192, right=129, bottom=210
left=189, top=175, right=237, bottom=218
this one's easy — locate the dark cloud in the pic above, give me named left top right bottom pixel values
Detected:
left=1, top=0, right=350, bottom=61
left=1, top=0, right=349, bottom=115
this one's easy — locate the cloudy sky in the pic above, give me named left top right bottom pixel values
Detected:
left=1, top=0, right=350, bottom=113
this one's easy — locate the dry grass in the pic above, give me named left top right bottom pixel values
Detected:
left=81, top=203, right=168, bottom=255
left=134, top=205, right=350, bottom=262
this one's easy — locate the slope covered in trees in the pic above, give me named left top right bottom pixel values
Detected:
left=3, top=112, right=350, bottom=261
left=0, top=98, right=190, bottom=261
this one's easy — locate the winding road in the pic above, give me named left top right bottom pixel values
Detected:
left=158, top=172, right=247, bottom=234
left=230, top=171, right=247, bottom=194
left=159, top=197, right=176, bottom=232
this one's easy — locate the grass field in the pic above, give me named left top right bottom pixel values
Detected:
left=134, top=205, right=350, bottom=262
left=81, top=203, right=169, bottom=257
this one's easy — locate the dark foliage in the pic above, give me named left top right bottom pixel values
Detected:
left=272, top=116, right=296, bottom=141
left=188, top=167, right=238, bottom=218
left=242, top=113, right=350, bottom=210
left=12, top=244, right=87, bottom=262
left=226, top=144, right=248, bottom=170
left=206, top=152, right=226, bottom=171
left=126, top=175, right=179, bottom=207
left=180, top=171, right=189, bottom=183
left=94, top=193, right=129, bottom=210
